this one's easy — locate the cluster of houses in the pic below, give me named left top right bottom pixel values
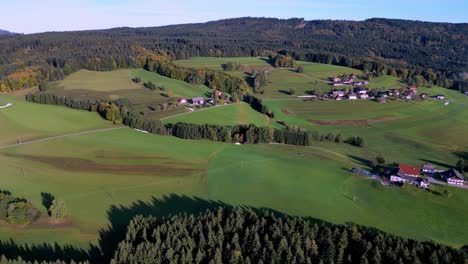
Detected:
left=329, top=74, right=369, bottom=87
left=354, top=163, right=466, bottom=190
left=177, top=90, right=229, bottom=107
left=327, top=86, right=421, bottom=102
left=386, top=163, right=466, bottom=189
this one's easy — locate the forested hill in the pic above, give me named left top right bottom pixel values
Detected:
left=0, top=29, right=14, bottom=35
left=1, top=17, right=467, bottom=91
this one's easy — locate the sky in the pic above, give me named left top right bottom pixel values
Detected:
left=2, top=0, right=467, bottom=34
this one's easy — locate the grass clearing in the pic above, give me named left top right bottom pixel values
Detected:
left=163, top=103, right=270, bottom=126
left=51, top=69, right=211, bottom=120
left=0, top=125, right=467, bottom=248
left=0, top=94, right=113, bottom=146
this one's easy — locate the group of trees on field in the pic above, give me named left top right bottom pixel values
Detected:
left=0, top=191, right=39, bottom=225
left=271, top=54, right=295, bottom=68
left=112, top=207, right=468, bottom=264
left=223, top=62, right=242, bottom=71
left=144, top=58, right=250, bottom=99
left=169, top=123, right=310, bottom=146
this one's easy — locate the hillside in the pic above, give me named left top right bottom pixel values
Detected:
left=1, top=17, right=467, bottom=92
left=0, top=29, right=14, bottom=35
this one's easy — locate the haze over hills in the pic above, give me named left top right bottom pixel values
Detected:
left=0, top=29, right=14, bottom=35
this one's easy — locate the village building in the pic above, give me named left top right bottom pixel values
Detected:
left=332, top=90, right=345, bottom=97
left=421, top=163, right=444, bottom=174
left=214, top=90, right=223, bottom=98
left=398, top=164, right=421, bottom=177
left=441, top=169, right=465, bottom=185
left=347, top=93, right=357, bottom=100
left=416, top=178, right=430, bottom=189
left=433, top=94, right=445, bottom=100
left=390, top=88, right=400, bottom=96
left=177, top=98, right=187, bottom=104
left=389, top=164, right=429, bottom=188
left=190, top=97, right=205, bottom=105
left=359, top=93, right=369, bottom=99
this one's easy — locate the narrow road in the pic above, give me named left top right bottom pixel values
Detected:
left=0, top=127, right=126, bottom=150
left=160, top=102, right=243, bottom=120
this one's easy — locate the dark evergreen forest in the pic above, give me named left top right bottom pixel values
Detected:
left=1, top=17, right=467, bottom=92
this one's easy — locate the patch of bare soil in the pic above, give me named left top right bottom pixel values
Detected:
left=7, top=154, right=205, bottom=176
left=8, top=87, right=39, bottom=98
left=281, top=108, right=295, bottom=115
left=309, top=116, right=400, bottom=125
left=0, top=216, right=74, bottom=230
left=96, top=155, right=168, bottom=160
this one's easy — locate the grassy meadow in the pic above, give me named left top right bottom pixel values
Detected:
left=175, top=57, right=363, bottom=99
left=0, top=117, right=468, bottom=248
left=0, top=59, right=467, bottom=251
left=50, top=69, right=211, bottom=120
left=163, top=103, right=270, bottom=126
left=0, top=94, right=113, bottom=146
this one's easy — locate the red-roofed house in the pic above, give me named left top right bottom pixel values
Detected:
left=398, top=164, right=420, bottom=177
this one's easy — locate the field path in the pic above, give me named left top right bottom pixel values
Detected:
left=161, top=102, right=243, bottom=120
left=0, top=127, right=126, bottom=150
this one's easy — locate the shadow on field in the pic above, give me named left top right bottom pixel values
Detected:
left=420, top=158, right=452, bottom=169
left=0, top=239, right=96, bottom=263
left=453, top=151, right=468, bottom=160
left=347, top=155, right=374, bottom=169
left=40, top=192, right=55, bottom=215
left=0, top=194, right=408, bottom=263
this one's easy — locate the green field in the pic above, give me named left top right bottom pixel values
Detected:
left=163, top=103, right=270, bottom=126
left=0, top=94, right=467, bottom=249
left=265, top=90, right=468, bottom=166
left=175, top=57, right=364, bottom=99
left=0, top=94, right=113, bottom=145
left=50, top=69, right=211, bottom=120
left=1, top=59, right=468, bottom=252
left=131, top=69, right=211, bottom=99
left=174, top=57, right=271, bottom=71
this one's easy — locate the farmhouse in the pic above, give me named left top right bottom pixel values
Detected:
left=441, top=169, right=465, bottom=185
left=389, top=164, right=429, bottom=188
left=190, top=97, right=204, bottom=105
left=347, top=93, right=357, bottom=100
left=359, top=93, right=369, bottom=99
left=433, top=95, right=445, bottom=100
left=398, top=164, right=421, bottom=177
left=177, top=98, right=187, bottom=104
left=332, top=90, right=345, bottom=97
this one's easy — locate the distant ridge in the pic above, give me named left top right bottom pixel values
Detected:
left=0, top=29, right=15, bottom=35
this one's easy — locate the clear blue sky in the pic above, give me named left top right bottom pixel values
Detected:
left=3, top=0, right=467, bottom=34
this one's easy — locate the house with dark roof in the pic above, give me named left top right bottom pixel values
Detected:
left=190, top=97, right=205, bottom=105
left=441, top=169, right=465, bottom=186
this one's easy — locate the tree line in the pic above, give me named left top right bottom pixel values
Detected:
left=25, top=92, right=365, bottom=147
left=144, top=58, right=250, bottom=100
left=111, top=207, right=468, bottom=264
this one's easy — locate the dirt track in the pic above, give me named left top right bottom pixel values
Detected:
left=0, top=127, right=126, bottom=150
